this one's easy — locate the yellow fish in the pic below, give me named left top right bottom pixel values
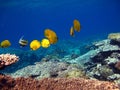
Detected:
left=41, top=38, right=50, bottom=48
left=73, top=19, right=81, bottom=32
left=19, top=36, right=28, bottom=47
left=44, top=29, right=58, bottom=44
left=0, top=40, right=11, bottom=48
left=30, top=40, right=41, bottom=50
left=70, top=26, right=74, bottom=37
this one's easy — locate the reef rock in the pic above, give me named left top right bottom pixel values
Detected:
left=59, top=37, right=120, bottom=84
left=80, top=33, right=120, bottom=83
left=108, top=33, right=120, bottom=43
left=64, top=39, right=120, bottom=65
left=0, top=61, right=86, bottom=79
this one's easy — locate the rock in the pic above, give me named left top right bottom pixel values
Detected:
left=93, top=39, right=109, bottom=47
left=108, top=33, right=120, bottom=46
left=115, top=61, right=120, bottom=70
left=107, top=74, right=120, bottom=81
left=99, top=65, right=114, bottom=79
left=65, top=69, right=86, bottom=78
left=108, top=33, right=120, bottom=42
left=3, top=61, right=83, bottom=79
left=67, top=39, right=120, bottom=64
left=105, top=57, right=119, bottom=65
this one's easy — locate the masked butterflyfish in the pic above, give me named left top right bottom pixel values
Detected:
left=41, top=38, right=50, bottom=48
left=73, top=19, right=81, bottom=32
left=30, top=40, right=41, bottom=50
left=0, top=40, right=11, bottom=48
left=44, top=29, right=58, bottom=44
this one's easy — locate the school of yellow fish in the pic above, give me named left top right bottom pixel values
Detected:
left=0, top=19, right=81, bottom=51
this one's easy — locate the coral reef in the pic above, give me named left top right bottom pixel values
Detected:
left=0, top=54, right=19, bottom=69
left=1, top=60, right=86, bottom=79
left=1, top=33, right=120, bottom=88
left=80, top=34, right=120, bottom=83
left=65, top=69, right=86, bottom=78
left=0, top=74, right=119, bottom=90
left=108, top=33, right=120, bottom=46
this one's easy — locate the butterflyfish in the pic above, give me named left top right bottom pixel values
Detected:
left=44, top=29, right=58, bottom=44
left=30, top=40, right=41, bottom=50
left=73, top=19, right=81, bottom=32
left=0, top=40, right=11, bottom=48
left=70, top=26, right=74, bottom=37
left=41, top=38, right=50, bottom=48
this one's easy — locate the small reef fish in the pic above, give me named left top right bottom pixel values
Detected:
left=44, top=29, right=58, bottom=44
left=41, top=38, right=50, bottom=48
left=73, top=19, right=81, bottom=32
left=70, top=26, right=74, bottom=37
left=0, top=40, right=11, bottom=48
left=19, top=36, right=28, bottom=47
left=30, top=40, right=41, bottom=50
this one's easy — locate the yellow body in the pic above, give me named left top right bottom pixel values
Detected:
left=44, top=29, right=58, bottom=44
left=41, top=38, right=50, bottom=48
left=0, top=40, right=11, bottom=48
left=70, top=26, right=74, bottom=37
left=30, top=40, right=41, bottom=50
left=73, top=19, right=81, bottom=32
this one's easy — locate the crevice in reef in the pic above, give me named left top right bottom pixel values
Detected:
left=91, top=50, right=120, bottom=64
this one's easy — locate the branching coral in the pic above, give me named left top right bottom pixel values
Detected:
left=0, top=53, right=19, bottom=69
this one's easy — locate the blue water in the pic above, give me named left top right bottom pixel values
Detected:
left=0, top=0, right=120, bottom=48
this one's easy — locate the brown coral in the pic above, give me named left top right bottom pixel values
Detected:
left=0, top=74, right=119, bottom=90
left=0, top=53, right=19, bottom=69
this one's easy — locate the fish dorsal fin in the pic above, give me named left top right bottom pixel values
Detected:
left=19, top=35, right=24, bottom=43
